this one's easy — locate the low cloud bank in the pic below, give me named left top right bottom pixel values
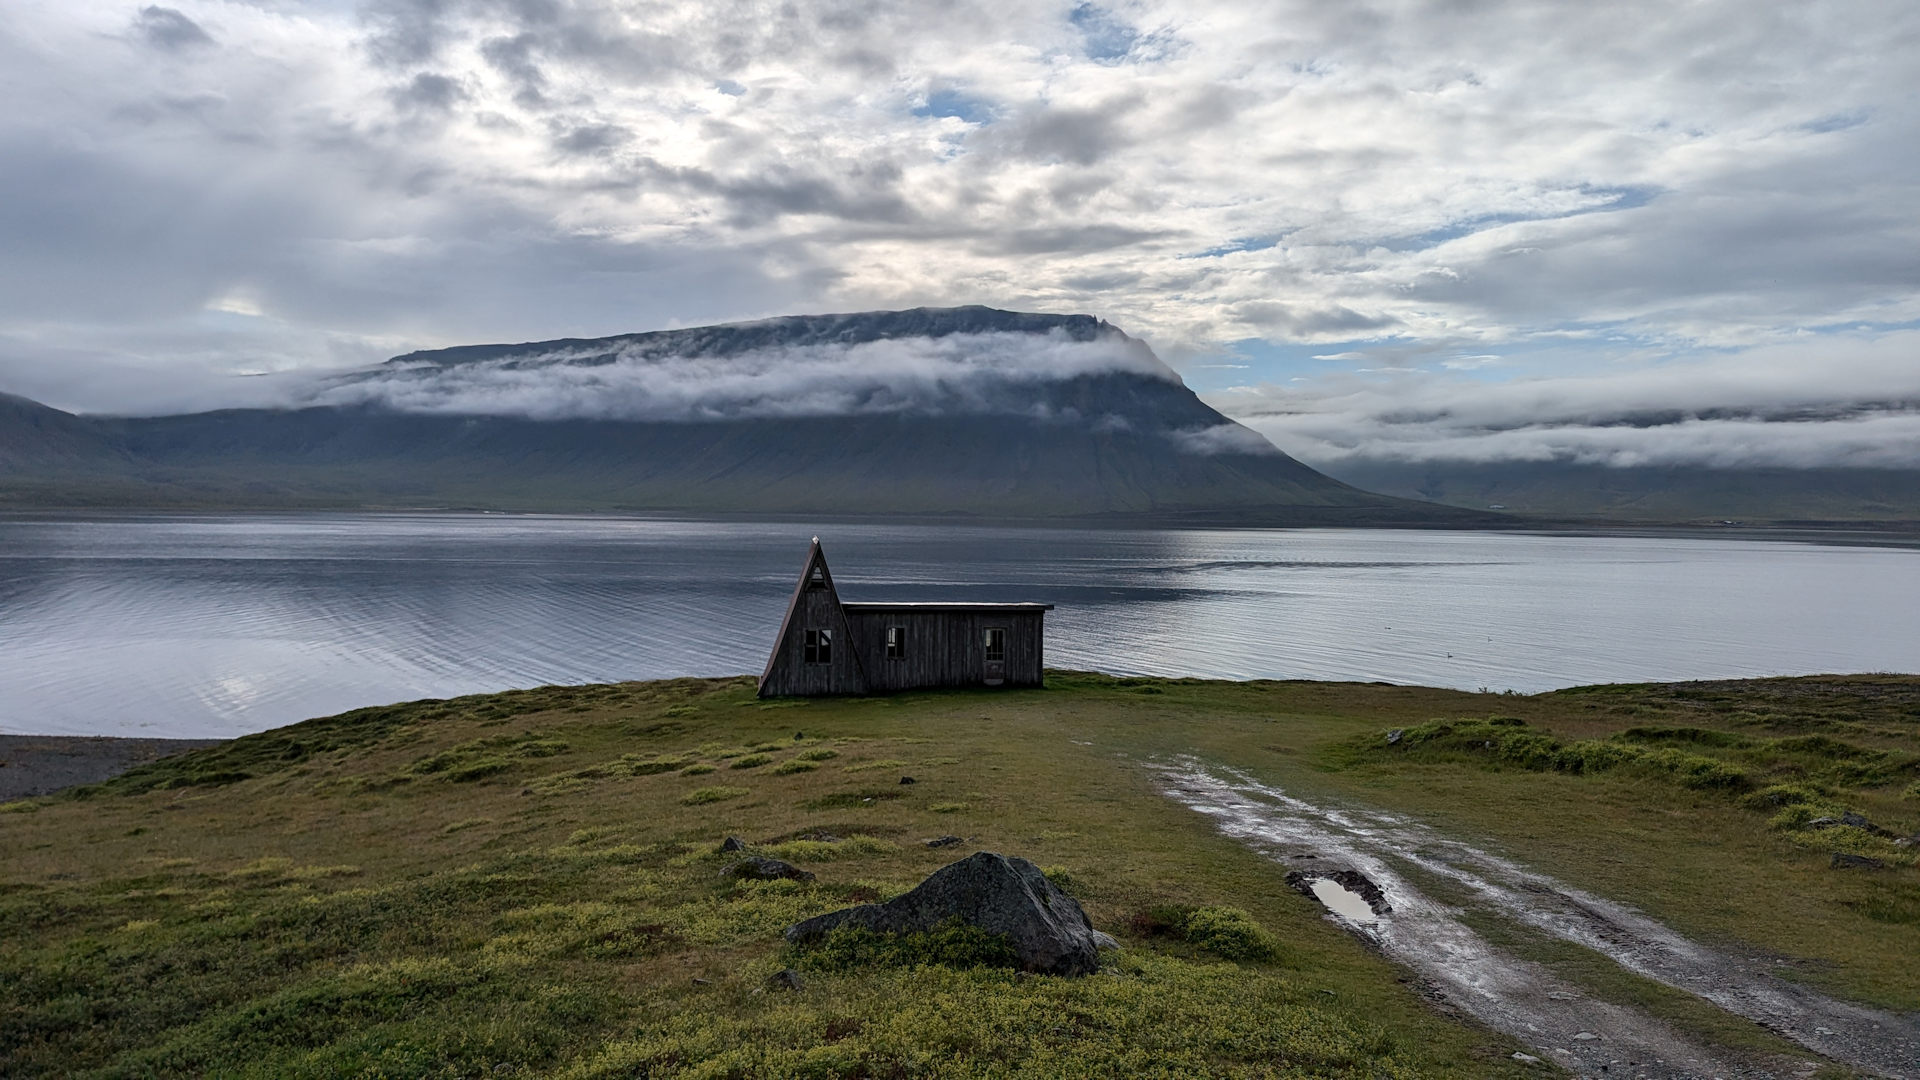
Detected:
left=308, top=330, right=1176, bottom=422
left=1209, top=333, right=1920, bottom=469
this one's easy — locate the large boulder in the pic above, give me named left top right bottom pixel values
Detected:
left=784, top=852, right=1110, bottom=976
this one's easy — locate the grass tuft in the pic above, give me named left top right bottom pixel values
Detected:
left=680, top=786, right=749, bottom=806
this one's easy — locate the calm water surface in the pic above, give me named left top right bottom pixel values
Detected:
left=2, top=513, right=1916, bottom=737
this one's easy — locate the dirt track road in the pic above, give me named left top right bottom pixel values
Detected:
left=1157, top=759, right=1920, bottom=1080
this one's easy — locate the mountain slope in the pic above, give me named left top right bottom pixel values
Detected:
left=0, top=308, right=1490, bottom=523
left=1318, top=458, right=1920, bottom=523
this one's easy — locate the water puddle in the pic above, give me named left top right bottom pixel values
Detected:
left=1308, top=877, right=1380, bottom=925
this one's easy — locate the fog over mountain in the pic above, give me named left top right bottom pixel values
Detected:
left=0, top=307, right=1472, bottom=523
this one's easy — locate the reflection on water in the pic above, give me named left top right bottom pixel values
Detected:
left=1, top=513, right=1916, bottom=737
left=1309, top=879, right=1381, bottom=926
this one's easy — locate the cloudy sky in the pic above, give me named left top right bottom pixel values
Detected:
left=3, top=0, right=1917, bottom=467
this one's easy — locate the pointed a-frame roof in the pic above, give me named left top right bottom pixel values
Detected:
left=758, top=537, right=868, bottom=696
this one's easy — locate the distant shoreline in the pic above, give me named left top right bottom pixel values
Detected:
left=0, top=735, right=226, bottom=801
left=4, top=506, right=1918, bottom=548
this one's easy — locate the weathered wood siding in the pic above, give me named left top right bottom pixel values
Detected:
left=757, top=543, right=869, bottom=697
left=843, top=609, right=1046, bottom=691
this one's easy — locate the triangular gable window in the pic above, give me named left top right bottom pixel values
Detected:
left=808, top=564, right=826, bottom=587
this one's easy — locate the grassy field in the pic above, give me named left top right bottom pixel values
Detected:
left=1, top=673, right=1915, bottom=1078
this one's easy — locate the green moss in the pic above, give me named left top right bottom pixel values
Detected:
left=728, top=754, right=774, bottom=770
left=771, top=759, right=818, bottom=775
left=795, top=747, right=840, bottom=762
left=786, top=919, right=1021, bottom=972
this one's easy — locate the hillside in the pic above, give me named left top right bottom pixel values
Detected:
left=1317, top=458, right=1920, bottom=524
left=2, top=674, right=1915, bottom=1077
left=0, top=309, right=1491, bottom=525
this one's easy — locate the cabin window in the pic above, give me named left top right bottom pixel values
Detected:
left=804, top=628, right=832, bottom=664
left=808, top=564, right=826, bottom=588
left=983, top=627, right=1006, bottom=662
left=886, top=626, right=906, bottom=660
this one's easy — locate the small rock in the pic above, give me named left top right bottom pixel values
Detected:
left=1572, top=1032, right=1599, bottom=1041
left=1895, top=835, right=1917, bottom=849
left=725, top=857, right=816, bottom=882
left=927, top=835, right=964, bottom=848
left=1511, top=1052, right=1543, bottom=1065
left=1386, top=729, right=1404, bottom=745
left=1831, top=852, right=1886, bottom=870
left=1807, top=817, right=1842, bottom=829
left=900, top=776, right=916, bottom=785
left=1813, top=1026, right=1835, bottom=1036
left=766, top=968, right=805, bottom=991
left=691, top=977, right=711, bottom=986
left=718, top=836, right=747, bottom=853
left=1841, top=811, right=1894, bottom=837
left=1546, top=991, right=1577, bottom=1001
left=794, top=731, right=804, bottom=740
left=785, top=851, right=1110, bottom=976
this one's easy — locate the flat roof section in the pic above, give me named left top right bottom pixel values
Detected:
left=839, top=602, right=1054, bottom=612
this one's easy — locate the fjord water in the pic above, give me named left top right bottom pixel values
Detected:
left=1, top=513, right=1916, bottom=737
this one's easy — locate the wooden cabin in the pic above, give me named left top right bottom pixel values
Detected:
left=758, top=538, right=1052, bottom=697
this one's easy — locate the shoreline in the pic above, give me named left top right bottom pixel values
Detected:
left=3, top=506, right=1918, bottom=549
left=0, top=735, right=226, bottom=801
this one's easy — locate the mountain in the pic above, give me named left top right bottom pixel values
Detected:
left=0, top=308, right=1491, bottom=524
left=1317, top=458, right=1920, bottom=523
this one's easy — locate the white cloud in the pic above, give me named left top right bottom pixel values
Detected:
left=307, top=329, right=1175, bottom=421
left=1206, top=330, right=1920, bottom=469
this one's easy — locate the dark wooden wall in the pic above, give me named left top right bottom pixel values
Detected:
left=843, top=610, right=1046, bottom=691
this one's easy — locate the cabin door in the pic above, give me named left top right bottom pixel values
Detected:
left=983, top=627, right=1006, bottom=686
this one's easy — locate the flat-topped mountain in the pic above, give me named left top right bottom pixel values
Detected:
left=0, top=307, right=1489, bottom=524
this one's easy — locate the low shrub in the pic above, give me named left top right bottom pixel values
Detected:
left=772, top=759, right=818, bottom=775
left=1131, top=904, right=1281, bottom=963
left=729, top=754, right=774, bottom=770
left=1379, top=718, right=1750, bottom=790
left=680, top=764, right=716, bottom=776
left=796, top=747, right=840, bottom=762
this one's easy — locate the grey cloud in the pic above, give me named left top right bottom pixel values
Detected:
left=392, top=72, right=467, bottom=111
left=551, top=121, right=631, bottom=155
left=481, top=33, right=549, bottom=107
left=993, top=224, right=1170, bottom=256
left=135, top=6, right=214, bottom=51
left=359, top=0, right=453, bottom=67
left=991, top=95, right=1145, bottom=166
left=1232, top=301, right=1398, bottom=336
left=636, top=158, right=917, bottom=227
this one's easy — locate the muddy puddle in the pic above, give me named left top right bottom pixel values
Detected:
left=1155, top=759, right=1920, bottom=1080
left=1308, top=877, right=1379, bottom=924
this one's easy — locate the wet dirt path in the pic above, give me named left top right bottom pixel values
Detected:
left=1156, top=759, right=1920, bottom=1080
